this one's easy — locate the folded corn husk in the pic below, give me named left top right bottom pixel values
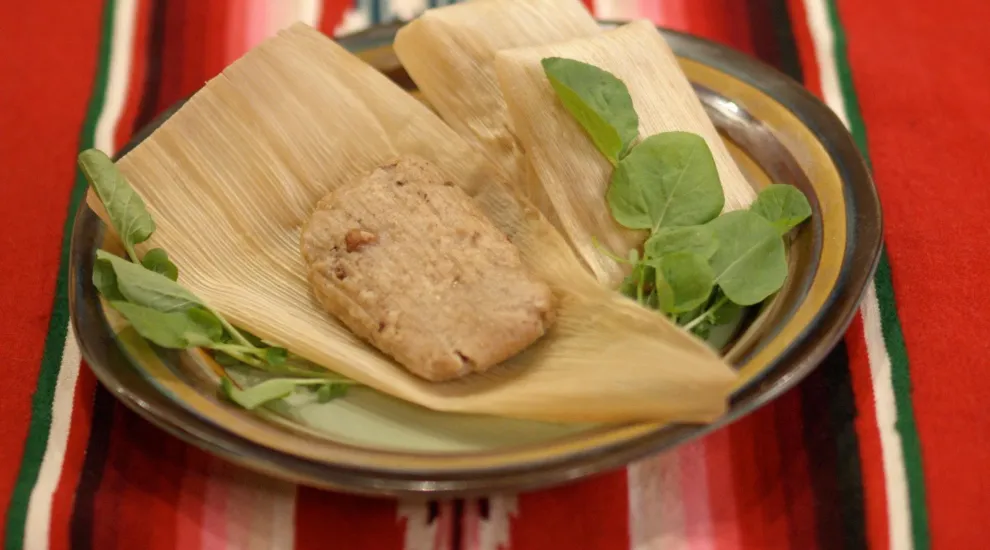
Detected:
left=495, top=20, right=758, bottom=287
left=393, top=0, right=599, bottom=193
left=86, top=23, right=737, bottom=423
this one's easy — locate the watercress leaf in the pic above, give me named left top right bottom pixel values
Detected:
left=316, top=383, right=349, bottom=403
left=648, top=252, right=715, bottom=314
left=78, top=149, right=156, bottom=250
left=619, top=273, right=639, bottom=300
left=541, top=57, right=639, bottom=163
left=185, top=307, right=224, bottom=340
left=644, top=225, right=718, bottom=259
left=92, top=259, right=125, bottom=301
left=141, top=248, right=179, bottom=281
left=706, top=211, right=788, bottom=305
left=221, top=377, right=323, bottom=410
left=214, top=352, right=241, bottom=366
left=750, top=184, right=813, bottom=235
left=97, top=250, right=200, bottom=312
left=108, top=301, right=222, bottom=348
left=265, top=347, right=288, bottom=366
left=690, top=320, right=712, bottom=340
left=608, top=132, right=724, bottom=230
left=711, top=298, right=742, bottom=325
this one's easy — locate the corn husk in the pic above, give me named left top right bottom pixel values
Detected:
left=393, top=0, right=599, bottom=193
left=495, top=20, right=759, bottom=287
left=86, top=23, right=737, bottom=423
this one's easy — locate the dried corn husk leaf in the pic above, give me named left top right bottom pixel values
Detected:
left=393, top=0, right=599, bottom=192
left=495, top=20, right=758, bottom=287
left=86, top=23, right=736, bottom=423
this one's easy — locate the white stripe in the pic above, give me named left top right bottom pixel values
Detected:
left=628, top=452, right=686, bottom=550
left=592, top=0, right=641, bottom=20
left=861, top=286, right=912, bottom=550
left=398, top=501, right=440, bottom=550
left=22, top=2, right=140, bottom=549
left=297, top=0, right=324, bottom=27
left=93, top=0, right=140, bottom=157
left=22, top=334, right=82, bottom=550
left=475, top=496, right=517, bottom=550
left=803, top=2, right=912, bottom=549
left=803, top=0, right=850, bottom=128
left=264, top=479, right=297, bottom=550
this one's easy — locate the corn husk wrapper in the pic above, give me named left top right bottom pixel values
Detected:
left=393, top=0, right=599, bottom=193
left=495, top=20, right=758, bottom=287
left=86, top=23, right=737, bottom=423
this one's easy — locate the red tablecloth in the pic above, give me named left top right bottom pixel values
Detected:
left=3, top=0, right=988, bottom=548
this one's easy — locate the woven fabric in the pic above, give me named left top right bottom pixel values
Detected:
left=3, top=0, right=980, bottom=548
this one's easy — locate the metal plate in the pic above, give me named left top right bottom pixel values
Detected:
left=68, top=22, right=881, bottom=497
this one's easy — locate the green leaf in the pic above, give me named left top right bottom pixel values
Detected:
left=96, top=250, right=200, bottom=312
left=92, top=259, right=125, bottom=301
left=214, top=353, right=241, bottom=366
left=710, top=293, right=742, bottom=325
left=108, top=302, right=223, bottom=348
left=316, top=383, right=349, bottom=403
left=647, top=252, right=715, bottom=314
left=221, top=377, right=328, bottom=410
left=750, top=184, right=813, bottom=235
left=265, top=347, right=288, bottom=366
left=141, top=248, right=179, bottom=281
left=644, top=225, right=718, bottom=259
left=541, top=57, right=639, bottom=163
left=78, top=149, right=156, bottom=254
left=706, top=210, right=788, bottom=306
left=608, top=132, right=724, bottom=231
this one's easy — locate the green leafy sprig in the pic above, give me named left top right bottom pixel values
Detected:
left=541, top=58, right=812, bottom=336
left=79, top=149, right=354, bottom=409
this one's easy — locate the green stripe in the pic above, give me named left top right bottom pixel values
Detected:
left=3, top=1, right=118, bottom=548
left=824, top=1, right=931, bottom=548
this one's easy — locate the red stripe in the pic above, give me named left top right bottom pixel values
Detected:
left=294, top=489, right=406, bottom=549
left=726, top=408, right=790, bottom=549
left=785, top=0, right=822, bottom=95
left=0, top=0, right=105, bottom=525
left=174, top=448, right=212, bottom=550
left=703, top=428, right=743, bottom=546
left=837, top=0, right=990, bottom=546
left=661, top=0, right=757, bottom=56
left=319, top=0, right=350, bottom=36
left=155, top=0, right=232, bottom=112
left=90, top=407, right=187, bottom=548
left=508, top=470, right=630, bottom=550
left=46, top=368, right=98, bottom=550
left=113, top=0, right=154, bottom=151
left=787, top=3, right=890, bottom=547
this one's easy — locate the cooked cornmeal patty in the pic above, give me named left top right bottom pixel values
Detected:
left=299, top=155, right=555, bottom=382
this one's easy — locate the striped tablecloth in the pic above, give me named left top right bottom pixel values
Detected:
left=2, top=0, right=987, bottom=548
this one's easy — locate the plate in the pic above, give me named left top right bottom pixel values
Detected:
left=68, top=22, right=881, bottom=496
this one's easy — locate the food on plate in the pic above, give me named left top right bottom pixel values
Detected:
left=299, top=155, right=555, bottom=382
left=394, top=0, right=599, bottom=189
left=81, top=0, right=816, bottom=423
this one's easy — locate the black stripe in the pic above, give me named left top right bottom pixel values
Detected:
left=68, top=386, right=117, bottom=550
left=132, top=0, right=167, bottom=134
left=760, top=2, right=868, bottom=547
left=800, top=342, right=868, bottom=550
left=766, top=0, right=805, bottom=82
left=451, top=499, right=465, bottom=550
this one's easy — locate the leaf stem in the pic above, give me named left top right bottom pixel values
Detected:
left=591, top=237, right=636, bottom=265
left=682, top=295, right=729, bottom=331
left=209, top=309, right=254, bottom=347
left=123, top=243, right=140, bottom=264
